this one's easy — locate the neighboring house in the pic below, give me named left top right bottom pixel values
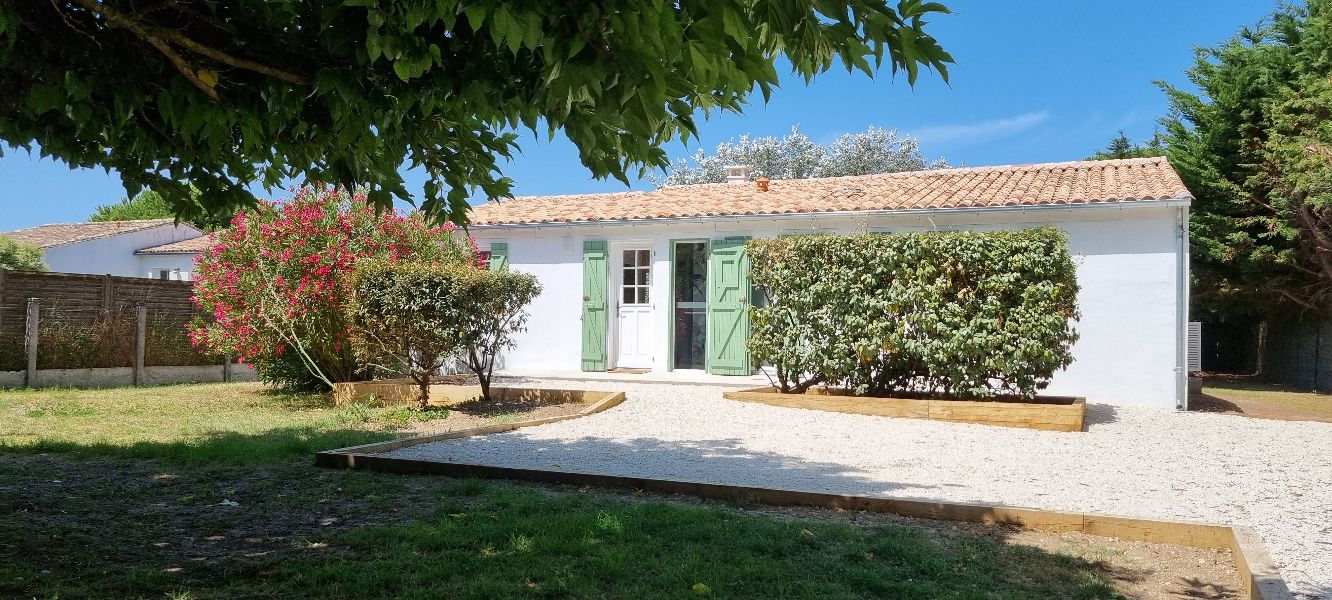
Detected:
left=468, top=157, right=1193, bottom=410
left=133, top=234, right=216, bottom=280
left=0, top=219, right=205, bottom=280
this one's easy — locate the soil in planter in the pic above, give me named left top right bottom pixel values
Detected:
left=373, top=386, right=589, bottom=436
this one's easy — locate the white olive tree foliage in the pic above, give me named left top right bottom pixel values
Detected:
left=654, top=125, right=948, bottom=186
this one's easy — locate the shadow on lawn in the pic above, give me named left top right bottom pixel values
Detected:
left=1188, top=391, right=1246, bottom=414
left=6, top=425, right=395, bottom=464
left=1, top=446, right=1218, bottom=600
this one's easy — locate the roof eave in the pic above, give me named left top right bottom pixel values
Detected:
left=466, top=196, right=1193, bottom=231
left=16, top=222, right=203, bottom=250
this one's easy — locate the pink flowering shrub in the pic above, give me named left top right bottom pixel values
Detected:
left=188, top=185, right=477, bottom=390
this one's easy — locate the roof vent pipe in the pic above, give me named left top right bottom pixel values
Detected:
left=724, top=165, right=751, bottom=185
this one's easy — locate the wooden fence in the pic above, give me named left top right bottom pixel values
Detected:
left=0, top=269, right=227, bottom=386
left=0, top=269, right=196, bottom=335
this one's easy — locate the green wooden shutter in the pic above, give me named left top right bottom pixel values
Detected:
left=488, top=243, right=508, bottom=270
left=580, top=240, right=609, bottom=371
left=706, top=237, right=752, bottom=375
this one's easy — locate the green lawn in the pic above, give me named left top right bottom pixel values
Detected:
left=0, top=382, right=394, bottom=462
left=0, top=383, right=1130, bottom=599
left=1199, top=379, right=1332, bottom=421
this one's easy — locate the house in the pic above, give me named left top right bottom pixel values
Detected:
left=467, top=157, right=1193, bottom=410
left=1, top=219, right=206, bottom=280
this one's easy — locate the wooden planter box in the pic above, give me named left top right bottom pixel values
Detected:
left=723, top=387, right=1086, bottom=432
left=332, top=378, right=614, bottom=408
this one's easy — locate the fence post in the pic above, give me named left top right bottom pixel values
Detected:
left=134, top=304, right=147, bottom=386
left=0, top=269, right=7, bottom=332
left=24, top=298, right=38, bottom=388
left=102, top=274, right=114, bottom=312
left=223, top=353, right=232, bottom=382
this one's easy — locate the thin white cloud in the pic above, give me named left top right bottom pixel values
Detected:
left=911, top=111, right=1051, bottom=145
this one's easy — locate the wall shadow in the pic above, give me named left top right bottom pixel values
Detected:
left=1188, top=391, right=1245, bottom=414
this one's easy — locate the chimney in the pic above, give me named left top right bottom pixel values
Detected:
left=755, top=177, right=770, bottom=192
left=724, top=165, right=751, bottom=185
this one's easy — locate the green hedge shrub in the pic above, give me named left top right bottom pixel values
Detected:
left=347, top=261, right=541, bottom=408
left=747, top=227, right=1079, bottom=399
left=348, top=261, right=481, bottom=410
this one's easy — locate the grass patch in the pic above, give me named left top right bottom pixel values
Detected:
left=0, top=383, right=1145, bottom=599
left=0, top=455, right=1126, bottom=600
left=1201, top=380, right=1332, bottom=420
left=0, top=383, right=392, bottom=463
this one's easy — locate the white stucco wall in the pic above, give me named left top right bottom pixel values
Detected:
left=472, top=202, right=1188, bottom=410
left=137, top=254, right=200, bottom=281
left=40, top=224, right=202, bottom=278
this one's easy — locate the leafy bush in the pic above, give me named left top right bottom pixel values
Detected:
left=347, top=261, right=481, bottom=409
left=748, top=228, right=1079, bottom=399
left=0, top=236, right=47, bottom=271
left=347, top=261, right=541, bottom=407
left=189, top=186, right=478, bottom=392
left=457, top=268, right=542, bottom=402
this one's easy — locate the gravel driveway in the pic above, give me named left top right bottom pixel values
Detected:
left=386, top=379, right=1332, bottom=599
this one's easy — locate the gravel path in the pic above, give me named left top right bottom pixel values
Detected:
left=386, top=379, right=1332, bottom=599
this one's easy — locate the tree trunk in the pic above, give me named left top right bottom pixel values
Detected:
left=477, top=370, right=492, bottom=403
left=468, top=346, right=493, bottom=402
left=413, top=373, right=430, bottom=411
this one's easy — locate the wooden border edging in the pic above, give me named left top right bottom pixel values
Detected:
left=315, top=402, right=1292, bottom=600
left=723, top=386, right=1087, bottom=432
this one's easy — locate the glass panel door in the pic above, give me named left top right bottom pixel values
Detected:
left=673, top=242, right=707, bottom=370
left=621, top=249, right=650, bottom=305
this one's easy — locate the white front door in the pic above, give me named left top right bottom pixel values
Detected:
left=615, top=247, right=654, bottom=369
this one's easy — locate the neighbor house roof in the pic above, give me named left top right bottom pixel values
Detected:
left=468, top=156, right=1191, bottom=226
left=0, top=219, right=191, bottom=249
left=135, top=234, right=216, bottom=255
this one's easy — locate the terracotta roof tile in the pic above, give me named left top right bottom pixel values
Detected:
left=0, top=219, right=189, bottom=249
left=467, top=157, right=1191, bottom=226
left=135, top=234, right=216, bottom=255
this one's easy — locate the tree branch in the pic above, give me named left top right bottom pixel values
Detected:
left=68, top=0, right=312, bottom=89
left=160, top=29, right=313, bottom=86
left=145, top=34, right=220, bottom=103
left=1281, top=287, right=1322, bottom=312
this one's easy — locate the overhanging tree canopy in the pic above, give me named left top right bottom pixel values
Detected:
left=1160, top=0, right=1332, bottom=317
left=0, top=0, right=953, bottom=224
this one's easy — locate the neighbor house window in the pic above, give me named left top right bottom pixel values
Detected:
left=150, top=269, right=190, bottom=281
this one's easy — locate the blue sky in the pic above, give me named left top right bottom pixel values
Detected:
left=0, top=1, right=1278, bottom=231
